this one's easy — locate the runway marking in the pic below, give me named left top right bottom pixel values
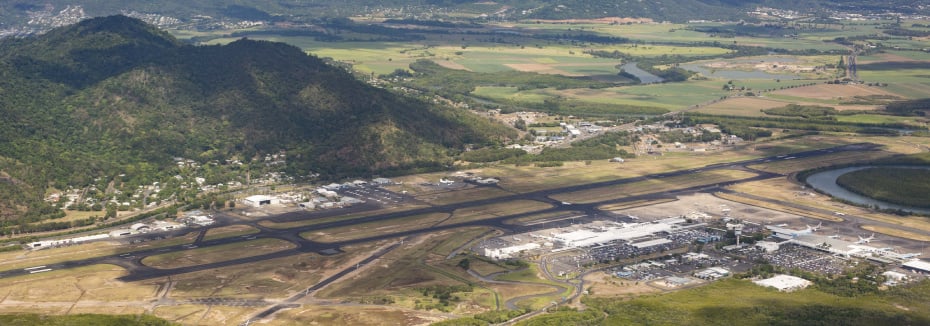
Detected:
left=23, top=266, right=46, bottom=271
left=29, top=268, right=53, bottom=274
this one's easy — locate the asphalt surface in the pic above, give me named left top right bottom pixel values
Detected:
left=0, top=143, right=891, bottom=282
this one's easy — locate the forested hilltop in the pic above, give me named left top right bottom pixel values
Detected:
left=0, top=15, right=514, bottom=224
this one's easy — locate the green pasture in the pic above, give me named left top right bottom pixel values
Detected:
left=836, top=114, right=928, bottom=126
left=592, top=44, right=732, bottom=57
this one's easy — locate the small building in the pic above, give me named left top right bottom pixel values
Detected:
left=902, top=259, right=930, bottom=274
left=609, top=157, right=625, bottom=163
left=243, top=195, right=279, bottom=208
left=109, top=229, right=134, bottom=238
left=695, top=267, right=730, bottom=280
left=372, top=178, right=393, bottom=185
left=663, top=276, right=693, bottom=288
left=130, top=223, right=151, bottom=232
left=756, top=241, right=780, bottom=253
left=753, top=274, right=811, bottom=292
left=189, top=215, right=215, bottom=226
left=883, top=271, right=908, bottom=284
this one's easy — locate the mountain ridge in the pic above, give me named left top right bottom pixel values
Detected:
left=0, top=15, right=515, bottom=223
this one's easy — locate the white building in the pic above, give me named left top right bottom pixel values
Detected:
left=554, top=222, right=672, bottom=248
left=903, top=259, right=930, bottom=274
left=243, top=195, right=280, bottom=207
left=483, top=243, right=540, bottom=260
left=753, top=274, right=812, bottom=292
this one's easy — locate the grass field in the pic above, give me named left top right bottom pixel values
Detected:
left=567, top=278, right=930, bottom=325
left=550, top=169, right=759, bottom=204
left=301, top=213, right=450, bottom=243
left=141, top=238, right=296, bottom=269
left=202, top=224, right=260, bottom=241
left=443, top=200, right=553, bottom=226
left=748, top=148, right=897, bottom=175
left=257, top=205, right=429, bottom=229
left=315, top=228, right=501, bottom=312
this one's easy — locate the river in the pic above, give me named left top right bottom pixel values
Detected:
left=805, top=166, right=930, bottom=215
left=620, top=62, right=663, bottom=84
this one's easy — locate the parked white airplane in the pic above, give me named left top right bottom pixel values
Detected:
left=856, top=233, right=875, bottom=244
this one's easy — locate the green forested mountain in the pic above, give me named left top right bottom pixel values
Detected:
left=0, top=15, right=515, bottom=221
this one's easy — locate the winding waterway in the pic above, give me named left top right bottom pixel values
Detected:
left=805, top=166, right=930, bottom=215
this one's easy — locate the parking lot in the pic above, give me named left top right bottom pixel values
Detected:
left=750, top=244, right=851, bottom=275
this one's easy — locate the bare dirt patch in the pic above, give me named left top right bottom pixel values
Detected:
left=582, top=271, right=661, bottom=298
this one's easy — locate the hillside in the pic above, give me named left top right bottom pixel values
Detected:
left=2, top=1, right=928, bottom=28
left=0, top=15, right=515, bottom=223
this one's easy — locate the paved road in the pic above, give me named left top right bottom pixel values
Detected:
left=0, top=143, right=880, bottom=282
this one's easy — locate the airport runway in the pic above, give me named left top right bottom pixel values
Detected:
left=0, top=143, right=899, bottom=282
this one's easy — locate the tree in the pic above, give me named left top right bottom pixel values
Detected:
left=457, top=258, right=470, bottom=270
left=105, top=203, right=117, bottom=220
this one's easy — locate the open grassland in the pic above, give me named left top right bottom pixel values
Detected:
left=316, top=228, right=505, bottom=314
left=861, top=225, right=930, bottom=242
left=551, top=81, right=730, bottom=109
left=582, top=271, right=663, bottom=298
left=257, top=205, right=429, bottom=229
left=265, top=305, right=448, bottom=326
left=443, top=200, right=553, bottom=226
left=598, top=199, right=678, bottom=212
left=301, top=213, right=449, bottom=243
left=153, top=304, right=256, bottom=325
left=836, top=114, right=929, bottom=126
left=495, top=265, right=573, bottom=310
left=550, top=169, right=759, bottom=204
left=0, top=230, right=194, bottom=272
left=724, top=178, right=930, bottom=232
left=505, top=211, right=586, bottom=226
left=167, top=243, right=382, bottom=300
left=415, top=187, right=516, bottom=206
left=0, top=264, right=151, bottom=303
left=748, top=147, right=898, bottom=175
left=142, top=238, right=296, bottom=269
left=773, top=84, right=901, bottom=100
left=694, top=97, right=790, bottom=116
left=714, top=191, right=843, bottom=223
left=202, top=224, right=260, bottom=241
left=539, top=279, right=930, bottom=325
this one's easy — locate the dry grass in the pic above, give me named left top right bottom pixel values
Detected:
left=550, top=169, right=759, bottom=204
left=0, top=264, right=162, bottom=318
left=442, top=200, right=553, bottom=226
left=598, top=199, right=678, bottom=211
left=266, top=304, right=446, bottom=326
left=861, top=225, right=930, bottom=242
left=202, top=224, right=259, bottom=241
left=258, top=205, right=429, bottom=229
left=748, top=150, right=897, bottom=174
left=142, top=238, right=296, bottom=269
left=714, top=192, right=843, bottom=222
left=582, top=271, right=663, bottom=298
left=773, top=84, right=898, bottom=100
left=302, top=213, right=450, bottom=243
left=415, top=187, right=515, bottom=206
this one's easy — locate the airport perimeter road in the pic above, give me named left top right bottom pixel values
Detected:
left=0, top=143, right=876, bottom=281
